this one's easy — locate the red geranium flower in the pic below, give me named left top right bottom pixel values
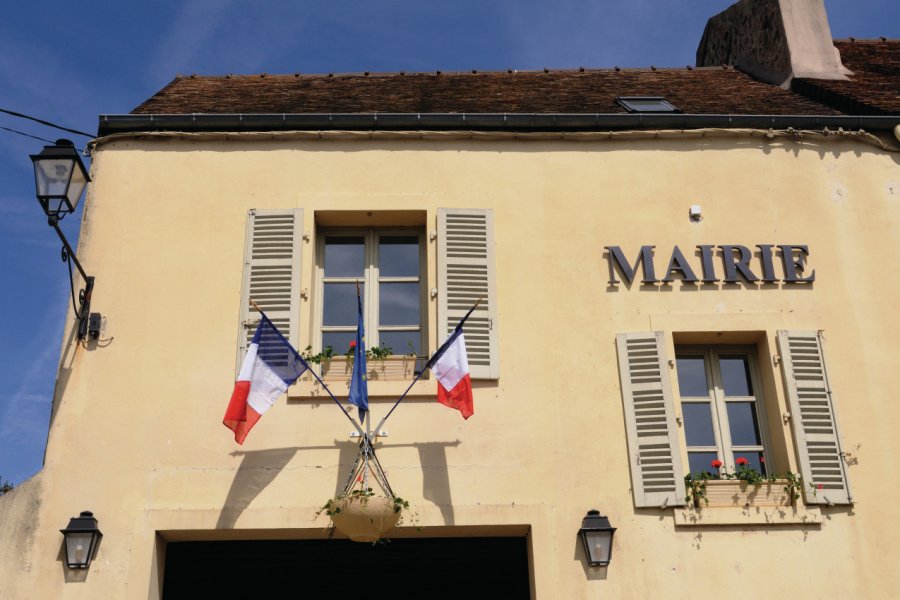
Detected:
left=736, top=457, right=749, bottom=466
left=759, top=456, right=765, bottom=463
left=711, top=459, right=723, bottom=469
left=817, top=483, right=824, bottom=490
left=349, top=340, right=357, bottom=348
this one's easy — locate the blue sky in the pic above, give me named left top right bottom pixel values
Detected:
left=1, top=1, right=897, bottom=485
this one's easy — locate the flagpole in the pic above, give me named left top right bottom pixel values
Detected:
left=248, top=298, right=365, bottom=437
left=373, top=295, right=486, bottom=434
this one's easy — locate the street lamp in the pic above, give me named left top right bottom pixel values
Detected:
left=578, top=509, right=616, bottom=567
left=60, top=511, right=102, bottom=569
left=30, top=138, right=90, bottom=219
left=29, top=139, right=100, bottom=340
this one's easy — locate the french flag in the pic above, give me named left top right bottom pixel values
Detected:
left=429, top=327, right=474, bottom=419
left=223, top=315, right=309, bottom=444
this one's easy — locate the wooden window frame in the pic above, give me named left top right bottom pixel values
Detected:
left=314, top=227, right=427, bottom=358
left=676, top=345, right=773, bottom=475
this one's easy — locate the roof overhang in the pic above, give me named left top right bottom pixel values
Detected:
left=97, top=112, right=899, bottom=136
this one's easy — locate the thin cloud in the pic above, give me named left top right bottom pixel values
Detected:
left=149, top=0, right=241, bottom=82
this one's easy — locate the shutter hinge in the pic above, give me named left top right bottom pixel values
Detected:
left=303, top=232, right=311, bottom=242
left=430, top=287, right=438, bottom=299
left=782, top=412, right=791, bottom=423
left=430, top=231, right=437, bottom=241
left=242, top=317, right=260, bottom=328
left=773, top=355, right=781, bottom=366
left=300, top=288, right=309, bottom=300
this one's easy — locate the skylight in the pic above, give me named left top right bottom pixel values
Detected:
left=616, top=97, right=680, bottom=113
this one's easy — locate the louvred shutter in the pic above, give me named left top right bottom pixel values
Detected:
left=236, top=208, right=303, bottom=371
left=777, top=330, right=852, bottom=505
left=437, top=208, right=498, bottom=379
left=615, top=332, right=685, bottom=508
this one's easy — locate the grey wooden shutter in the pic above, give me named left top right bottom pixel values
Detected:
left=437, top=208, right=498, bottom=379
left=615, top=332, right=686, bottom=508
left=777, top=330, right=852, bottom=505
left=236, top=208, right=304, bottom=371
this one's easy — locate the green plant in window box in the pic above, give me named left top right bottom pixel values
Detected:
left=685, top=458, right=804, bottom=508
left=302, top=345, right=335, bottom=365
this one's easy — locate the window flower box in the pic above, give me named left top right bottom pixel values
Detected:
left=700, top=479, right=792, bottom=509
left=320, top=356, right=418, bottom=381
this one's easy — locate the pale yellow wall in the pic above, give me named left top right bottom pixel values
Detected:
left=3, top=134, right=899, bottom=599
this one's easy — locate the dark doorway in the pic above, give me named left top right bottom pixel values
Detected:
left=163, top=536, right=530, bottom=599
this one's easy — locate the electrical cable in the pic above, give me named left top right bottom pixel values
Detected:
left=0, top=126, right=56, bottom=145
left=1, top=126, right=88, bottom=153
left=0, top=107, right=94, bottom=139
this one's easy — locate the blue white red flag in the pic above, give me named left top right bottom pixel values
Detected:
left=223, top=314, right=309, bottom=444
left=428, top=326, right=474, bottom=419
left=347, top=290, right=368, bottom=421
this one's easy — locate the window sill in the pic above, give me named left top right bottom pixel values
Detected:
left=289, top=375, right=435, bottom=400
left=674, top=505, right=822, bottom=526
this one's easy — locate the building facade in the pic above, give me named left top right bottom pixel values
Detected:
left=1, top=0, right=899, bottom=597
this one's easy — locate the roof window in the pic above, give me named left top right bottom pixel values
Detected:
left=616, top=97, right=680, bottom=113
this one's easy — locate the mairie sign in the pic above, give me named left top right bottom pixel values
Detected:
left=605, top=245, right=815, bottom=285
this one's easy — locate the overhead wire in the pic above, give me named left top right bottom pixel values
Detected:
left=0, top=126, right=56, bottom=145
left=0, top=107, right=94, bottom=139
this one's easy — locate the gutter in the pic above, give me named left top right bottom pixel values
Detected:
left=97, top=112, right=899, bottom=136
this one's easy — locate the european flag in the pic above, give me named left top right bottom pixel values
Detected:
left=348, top=289, right=368, bottom=421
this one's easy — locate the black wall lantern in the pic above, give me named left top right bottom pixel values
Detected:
left=579, top=510, right=616, bottom=567
left=60, top=511, right=102, bottom=569
left=29, top=139, right=100, bottom=340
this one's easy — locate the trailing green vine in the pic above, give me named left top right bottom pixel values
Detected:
left=684, top=458, right=805, bottom=507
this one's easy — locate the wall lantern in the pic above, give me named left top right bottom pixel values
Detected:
left=29, top=139, right=100, bottom=340
left=60, top=511, right=102, bottom=569
left=30, top=138, right=90, bottom=219
left=579, top=510, right=616, bottom=567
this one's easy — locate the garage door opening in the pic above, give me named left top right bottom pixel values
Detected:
left=163, top=536, right=530, bottom=599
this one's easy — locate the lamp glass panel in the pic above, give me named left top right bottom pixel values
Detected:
left=65, top=532, right=94, bottom=567
left=65, top=167, right=88, bottom=209
left=585, top=530, right=612, bottom=564
left=34, top=158, right=74, bottom=199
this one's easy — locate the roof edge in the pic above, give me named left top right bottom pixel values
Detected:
left=98, top=113, right=899, bottom=136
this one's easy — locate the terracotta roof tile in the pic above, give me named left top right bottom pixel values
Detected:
left=792, top=39, right=900, bottom=115
left=132, top=68, right=841, bottom=116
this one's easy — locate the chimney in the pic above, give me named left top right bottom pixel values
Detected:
left=696, top=0, right=850, bottom=87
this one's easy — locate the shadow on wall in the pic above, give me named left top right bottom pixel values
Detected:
left=216, top=439, right=460, bottom=529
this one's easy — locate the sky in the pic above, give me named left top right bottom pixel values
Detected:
left=1, top=0, right=897, bottom=486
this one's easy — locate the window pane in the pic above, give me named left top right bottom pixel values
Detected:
left=682, top=402, right=716, bottom=447
left=720, top=356, right=753, bottom=396
left=379, top=282, right=420, bottom=326
left=726, top=402, right=762, bottom=446
left=323, top=283, right=364, bottom=326
left=676, top=357, right=708, bottom=397
left=322, top=331, right=357, bottom=355
left=324, top=236, right=365, bottom=277
left=379, top=330, right=421, bottom=358
left=687, top=452, right=720, bottom=476
left=733, top=452, right=767, bottom=475
left=379, top=236, right=419, bottom=277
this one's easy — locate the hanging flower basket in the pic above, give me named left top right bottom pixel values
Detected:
left=332, top=495, right=400, bottom=542
left=320, top=491, right=409, bottom=542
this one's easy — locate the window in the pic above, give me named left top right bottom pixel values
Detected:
left=676, top=347, right=770, bottom=476
left=615, top=330, right=852, bottom=509
left=237, top=207, right=499, bottom=383
left=316, top=228, right=425, bottom=361
left=615, top=96, right=680, bottom=113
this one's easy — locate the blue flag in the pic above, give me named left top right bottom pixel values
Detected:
left=348, top=290, right=368, bottom=421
